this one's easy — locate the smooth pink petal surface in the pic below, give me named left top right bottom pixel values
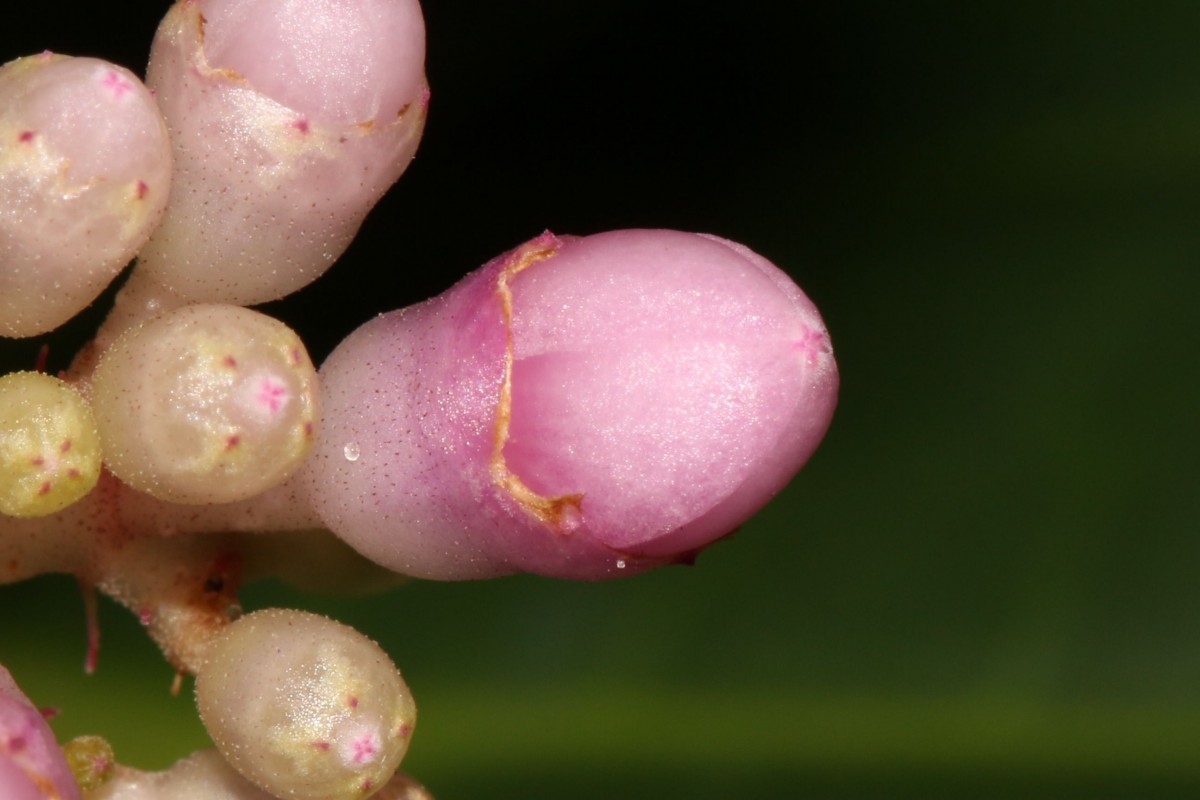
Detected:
left=201, top=0, right=425, bottom=125
left=307, top=230, right=838, bottom=580
left=505, top=229, right=837, bottom=556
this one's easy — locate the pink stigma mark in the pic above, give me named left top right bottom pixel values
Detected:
left=350, top=734, right=378, bottom=764
left=18, top=131, right=34, bottom=143
left=100, top=70, right=134, bottom=100
left=136, top=180, right=149, bottom=200
left=292, top=118, right=310, bottom=134
left=794, top=325, right=831, bottom=365
left=312, top=741, right=331, bottom=751
left=257, top=379, right=288, bottom=413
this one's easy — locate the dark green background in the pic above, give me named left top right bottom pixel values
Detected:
left=3, top=2, right=1200, bottom=797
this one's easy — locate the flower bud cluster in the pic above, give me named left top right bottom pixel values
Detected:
left=0, top=0, right=838, bottom=798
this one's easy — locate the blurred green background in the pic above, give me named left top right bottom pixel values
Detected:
left=4, top=1, right=1200, bottom=797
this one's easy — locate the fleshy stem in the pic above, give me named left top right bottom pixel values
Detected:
left=0, top=470, right=366, bottom=675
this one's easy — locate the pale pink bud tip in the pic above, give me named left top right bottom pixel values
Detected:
left=0, top=667, right=81, bottom=800
left=309, top=230, right=838, bottom=580
left=199, top=0, right=426, bottom=125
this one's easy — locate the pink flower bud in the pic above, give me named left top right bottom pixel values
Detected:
left=134, top=0, right=427, bottom=305
left=0, top=54, right=171, bottom=338
left=306, top=230, right=838, bottom=580
left=0, top=666, right=80, bottom=800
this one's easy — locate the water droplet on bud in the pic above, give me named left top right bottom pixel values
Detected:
left=343, top=442, right=360, bottom=462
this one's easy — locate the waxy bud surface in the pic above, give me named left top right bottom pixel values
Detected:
left=308, top=229, right=838, bottom=580
left=196, top=610, right=416, bottom=800
left=136, top=0, right=427, bottom=305
left=0, top=54, right=170, bottom=337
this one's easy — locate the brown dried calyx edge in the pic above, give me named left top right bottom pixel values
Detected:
left=489, top=233, right=583, bottom=533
